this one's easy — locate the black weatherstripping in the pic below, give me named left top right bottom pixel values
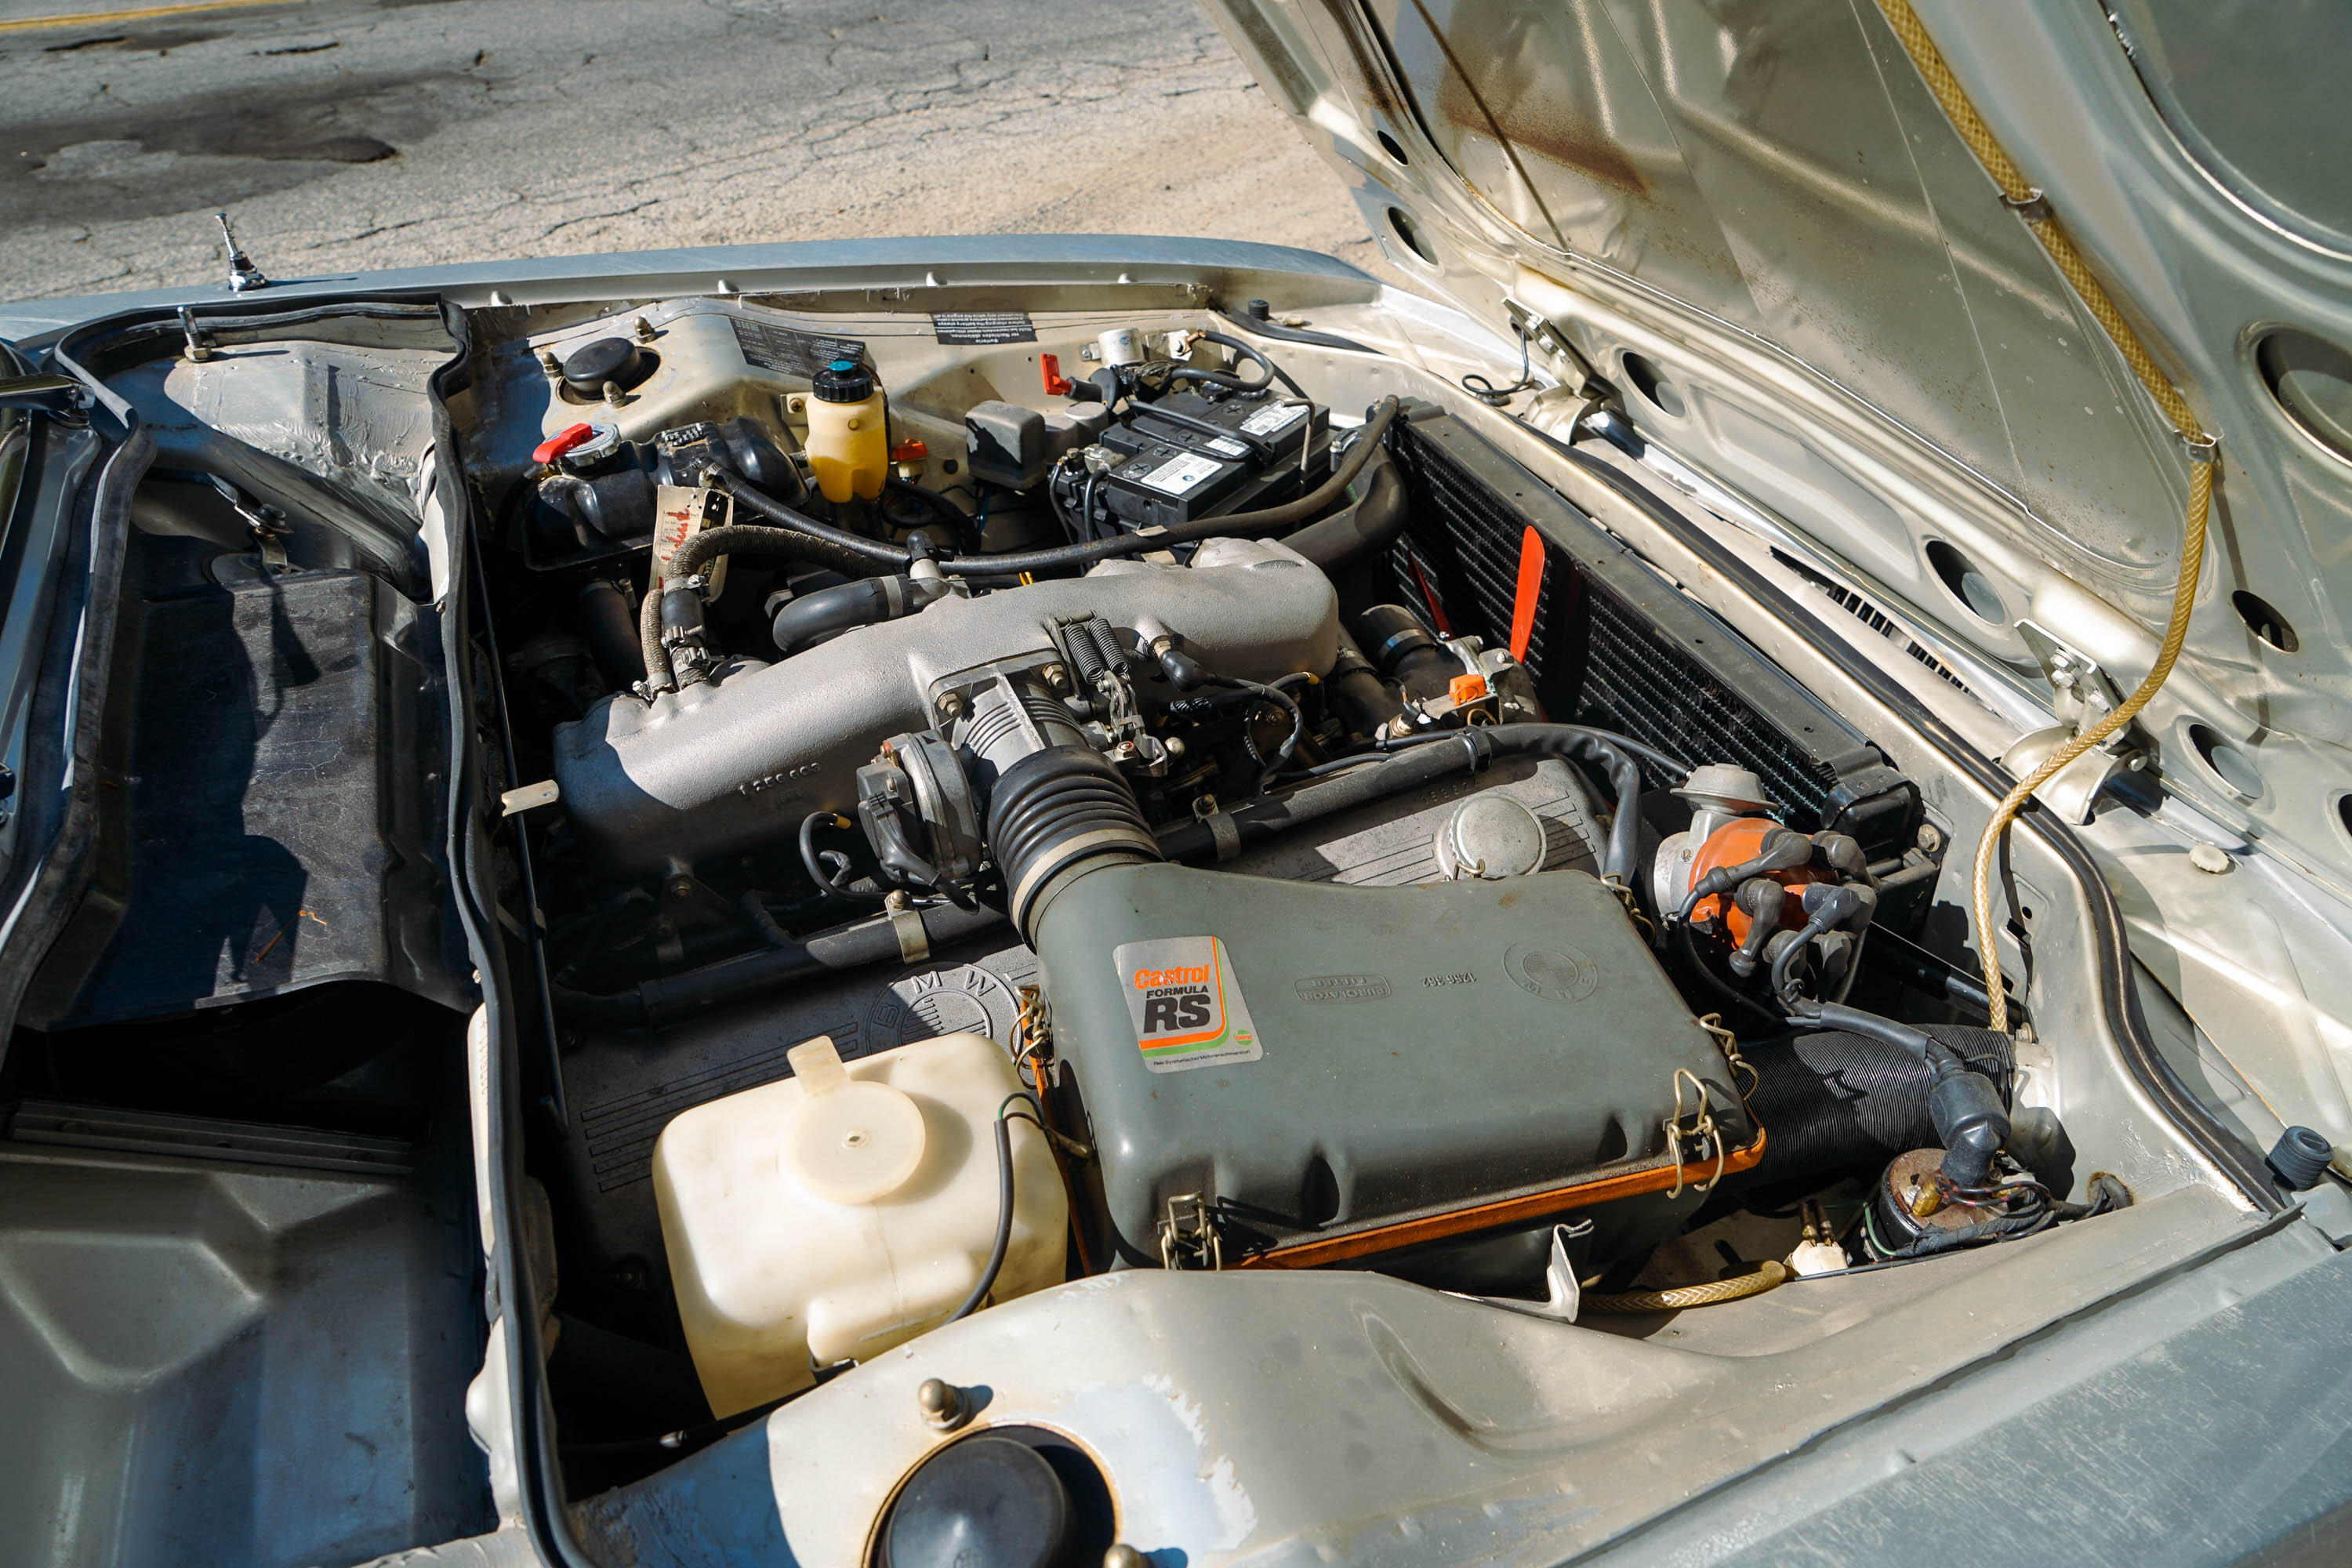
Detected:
left=1523, top=423, right=2285, bottom=1214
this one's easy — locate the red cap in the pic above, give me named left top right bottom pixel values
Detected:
left=1040, top=353, right=1073, bottom=397
left=1448, top=673, right=1490, bottom=706
left=889, top=439, right=928, bottom=463
left=532, top=423, right=596, bottom=466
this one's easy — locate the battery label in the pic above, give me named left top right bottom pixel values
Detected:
left=1115, top=936, right=1262, bottom=1073
left=1139, top=452, right=1223, bottom=496
left=1239, top=401, right=1308, bottom=436
left=1204, top=435, right=1249, bottom=458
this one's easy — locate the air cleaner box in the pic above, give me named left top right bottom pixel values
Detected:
left=1031, top=862, right=1754, bottom=1267
left=1097, top=390, right=1330, bottom=532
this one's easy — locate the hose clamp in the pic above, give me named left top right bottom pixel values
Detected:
left=1454, top=725, right=1495, bottom=774
left=2180, top=430, right=2220, bottom=463
left=2000, top=187, right=2053, bottom=223
left=887, top=906, right=930, bottom=965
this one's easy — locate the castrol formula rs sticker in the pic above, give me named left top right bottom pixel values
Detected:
left=1114, top=936, right=1261, bottom=1073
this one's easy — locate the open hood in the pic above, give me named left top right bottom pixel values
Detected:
left=1207, top=0, right=2352, bottom=898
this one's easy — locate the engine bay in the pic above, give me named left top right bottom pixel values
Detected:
left=11, top=281, right=2200, bottom=1539
left=420, top=294, right=2126, bottom=1461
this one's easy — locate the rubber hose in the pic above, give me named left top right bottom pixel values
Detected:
left=1734, top=1025, right=2013, bottom=1189
left=1281, top=446, right=1410, bottom=571
left=714, top=472, right=909, bottom=568
left=986, top=746, right=1160, bottom=938
left=948, top=397, right=1399, bottom=577
left=1221, top=305, right=1380, bottom=357
left=884, top=476, right=971, bottom=535
left=1870, top=0, right=2216, bottom=1038
left=770, top=575, right=926, bottom=656
left=1153, top=722, right=1678, bottom=887
left=947, top=1112, right=1018, bottom=1323
left=574, top=578, right=646, bottom=688
left=636, top=522, right=894, bottom=692
left=1583, top=1260, right=1788, bottom=1315
left=551, top=902, right=1004, bottom=1029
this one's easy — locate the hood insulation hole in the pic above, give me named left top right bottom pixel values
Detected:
left=2187, top=724, right=2264, bottom=800
left=2231, top=590, right=2299, bottom=652
left=1386, top=206, right=1435, bottom=265
left=1925, top=539, right=2006, bottom=626
left=1621, top=352, right=1684, bottom=417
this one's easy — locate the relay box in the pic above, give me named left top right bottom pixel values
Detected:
left=1096, top=390, right=1333, bottom=532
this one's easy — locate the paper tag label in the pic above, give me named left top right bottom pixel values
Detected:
left=1239, top=401, right=1308, bottom=436
left=1204, top=435, right=1249, bottom=458
left=1139, top=452, right=1223, bottom=496
left=1116, top=936, right=1261, bottom=1073
left=652, top=485, right=731, bottom=596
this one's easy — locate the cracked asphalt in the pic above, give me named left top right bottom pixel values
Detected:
left=0, top=0, right=1387, bottom=303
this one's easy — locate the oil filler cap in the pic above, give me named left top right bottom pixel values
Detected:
left=784, top=1036, right=926, bottom=1204
left=883, top=1435, right=1074, bottom=1568
left=1437, top=793, right=1548, bottom=880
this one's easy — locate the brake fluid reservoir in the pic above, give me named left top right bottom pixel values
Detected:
left=803, top=358, right=887, bottom=503
left=652, top=1033, right=1065, bottom=1417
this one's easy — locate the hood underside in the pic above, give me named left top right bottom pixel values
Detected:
left=1209, top=0, right=2352, bottom=900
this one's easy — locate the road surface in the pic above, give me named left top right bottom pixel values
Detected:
left=0, top=0, right=1389, bottom=303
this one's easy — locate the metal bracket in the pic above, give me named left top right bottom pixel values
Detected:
left=2015, top=619, right=2130, bottom=724
left=1502, top=296, right=1599, bottom=391
left=0, top=372, right=93, bottom=423
left=1158, top=1192, right=1224, bottom=1271
left=1468, top=1221, right=1595, bottom=1323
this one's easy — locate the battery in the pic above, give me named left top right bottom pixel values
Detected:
left=1096, top=390, right=1330, bottom=532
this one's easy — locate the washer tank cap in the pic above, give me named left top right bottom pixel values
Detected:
left=812, top=358, right=875, bottom=402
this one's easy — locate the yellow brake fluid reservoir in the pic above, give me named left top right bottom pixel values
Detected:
left=803, top=358, right=887, bottom=503
left=652, top=1033, right=1065, bottom=1417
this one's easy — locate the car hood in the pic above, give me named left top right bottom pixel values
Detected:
left=1207, top=0, right=2352, bottom=891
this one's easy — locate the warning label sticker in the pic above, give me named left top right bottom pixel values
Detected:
left=1140, top=452, right=1223, bottom=496
left=729, top=318, right=869, bottom=379
left=1204, top=435, right=1249, bottom=458
left=930, top=310, right=1037, bottom=345
left=1115, top=936, right=1261, bottom=1073
left=1239, top=401, right=1308, bottom=436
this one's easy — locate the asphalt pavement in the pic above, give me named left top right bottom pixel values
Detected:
left=0, top=0, right=1386, bottom=303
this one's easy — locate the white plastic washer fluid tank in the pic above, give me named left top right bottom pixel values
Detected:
left=652, top=1033, right=1066, bottom=1417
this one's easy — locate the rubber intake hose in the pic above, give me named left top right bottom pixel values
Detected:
left=770, top=574, right=938, bottom=656
left=637, top=522, right=897, bottom=693
left=1351, top=602, right=1457, bottom=702
left=575, top=578, right=646, bottom=688
left=1153, top=723, right=1675, bottom=888
left=1733, top=1024, right=2015, bottom=1190
left=551, top=902, right=1004, bottom=1030
left=1281, top=445, right=1409, bottom=572
left=986, top=746, right=1161, bottom=941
